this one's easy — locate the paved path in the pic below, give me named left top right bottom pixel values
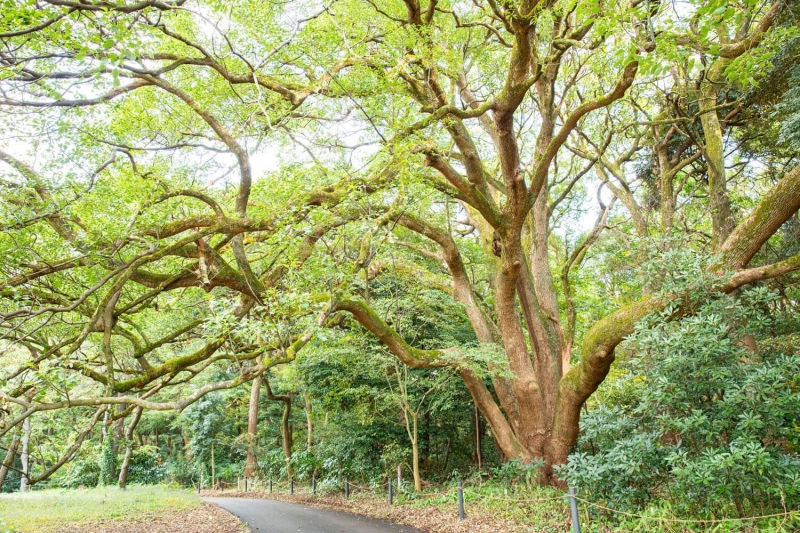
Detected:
left=203, top=497, right=421, bottom=533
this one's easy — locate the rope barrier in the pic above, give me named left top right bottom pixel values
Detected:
left=399, top=489, right=452, bottom=498
left=462, top=488, right=565, bottom=504
left=229, top=477, right=797, bottom=528
left=346, top=481, right=379, bottom=492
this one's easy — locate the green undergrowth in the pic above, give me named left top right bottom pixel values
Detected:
left=391, top=482, right=571, bottom=532
left=394, top=481, right=800, bottom=533
left=0, top=486, right=200, bottom=533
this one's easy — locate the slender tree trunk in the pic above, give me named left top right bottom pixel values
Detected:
left=19, top=417, right=30, bottom=492
left=113, top=411, right=124, bottom=456
left=441, top=437, right=451, bottom=476
left=304, top=392, right=313, bottom=450
left=658, top=143, right=676, bottom=235
left=264, top=375, right=292, bottom=478
left=0, top=431, right=20, bottom=488
left=474, top=404, right=482, bottom=470
left=422, top=411, right=430, bottom=470
left=244, top=376, right=261, bottom=478
left=118, top=407, right=143, bottom=489
left=411, top=415, right=421, bottom=491
left=282, top=418, right=292, bottom=469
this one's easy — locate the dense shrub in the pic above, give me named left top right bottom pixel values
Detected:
left=126, top=445, right=168, bottom=486
left=56, top=448, right=101, bottom=488
left=558, top=288, right=800, bottom=518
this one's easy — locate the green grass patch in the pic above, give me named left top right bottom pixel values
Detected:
left=0, top=486, right=200, bottom=533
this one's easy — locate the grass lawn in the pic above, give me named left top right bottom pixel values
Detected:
left=0, top=486, right=200, bottom=533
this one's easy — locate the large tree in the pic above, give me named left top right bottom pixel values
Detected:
left=0, top=0, right=797, bottom=487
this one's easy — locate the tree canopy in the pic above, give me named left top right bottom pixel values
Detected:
left=1, top=0, right=798, bottom=492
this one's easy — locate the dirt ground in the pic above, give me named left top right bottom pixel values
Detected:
left=56, top=502, right=247, bottom=533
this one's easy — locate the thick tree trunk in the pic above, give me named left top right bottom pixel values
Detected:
left=244, top=376, right=261, bottom=478
left=19, top=417, right=30, bottom=492
left=698, top=73, right=734, bottom=248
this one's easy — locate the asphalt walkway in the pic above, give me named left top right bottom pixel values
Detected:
left=203, top=497, right=421, bottom=533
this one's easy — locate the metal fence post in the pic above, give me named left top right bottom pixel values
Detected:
left=269, top=478, right=273, bottom=494
left=569, top=487, right=581, bottom=533
left=245, top=477, right=248, bottom=492
left=312, top=475, right=316, bottom=496
left=458, top=480, right=465, bottom=520
left=290, top=479, right=294, bottom=495
left=345, top=479, right=349, bottom=500
left=388, top=478, right=393, bottom=505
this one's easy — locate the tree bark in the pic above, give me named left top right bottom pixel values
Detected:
left=698, top=75, right=734, bottom=248
left=118, top=406, right=143, bottom=489
left=244, top=376, right=261, bottom=478
left=0, top=431, right=20, bottom=488
left=304, top=392, right=313, bottom=451
left=474, top=404, right=482, bottom=470
left=411, top=414, right=421, bottom=491
left=19, top=417, right=30, bottom=492
left=264, top=375, right=292, bottom=477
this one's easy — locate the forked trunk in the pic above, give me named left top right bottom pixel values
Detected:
left=264, top=375, right=293, bottom=478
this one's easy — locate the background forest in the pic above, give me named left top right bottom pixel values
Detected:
left=1, top=0, right=799, bottom=530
